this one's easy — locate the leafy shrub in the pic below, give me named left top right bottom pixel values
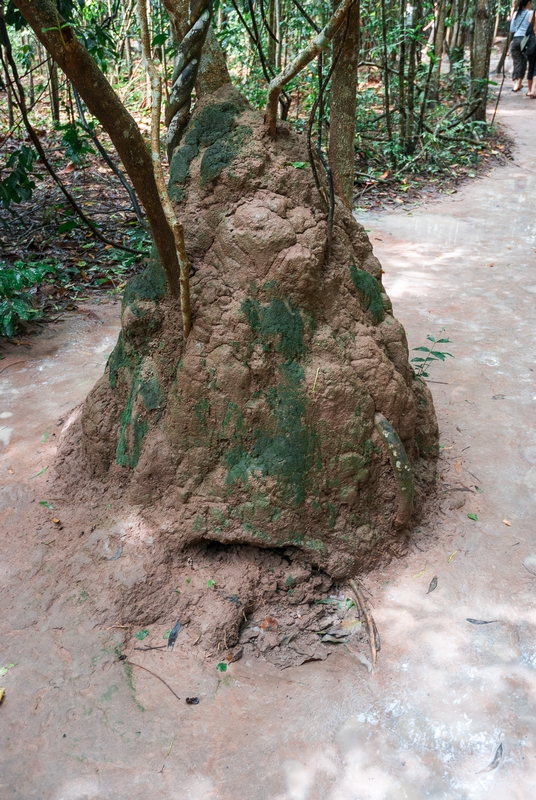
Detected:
left=0, top=146, right=40, bottom=210
left=0, top=260, right=56, bottom=337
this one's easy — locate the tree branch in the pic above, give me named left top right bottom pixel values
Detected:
left=265, top=0, right=354, bottom=137
left=137, top=0, right=191, bottom=337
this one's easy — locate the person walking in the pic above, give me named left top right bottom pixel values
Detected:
left=511, top=0, right=534, bottom=91
left=526, top=8, right=536, bottom=95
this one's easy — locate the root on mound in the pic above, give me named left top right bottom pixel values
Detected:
left=60, top=84, right=439, bottom=581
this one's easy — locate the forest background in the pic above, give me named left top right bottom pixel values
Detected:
left=0, top=0, right=512, bottom=335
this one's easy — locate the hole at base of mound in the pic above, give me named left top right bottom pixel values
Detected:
left=121, top=540, right=369, bottom=669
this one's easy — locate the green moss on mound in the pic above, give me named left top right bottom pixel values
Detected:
left=349, top=261, right=384, bottom=323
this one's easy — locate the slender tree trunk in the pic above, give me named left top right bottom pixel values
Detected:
left=162, top=0, right=231, bottom=95
left=48, top=56, right=60, bottom=123
left=328, top=0, right=360, bottom=206
left=125, top=36, right=132, bottom=78
left=470, top=0, right=493, bottom=120
left=398, top=0, right=407, bottom=153
left=380, top=0, right=393, bottom=148
left=450, top=0, right=470, bottom=66
left=268, top=0, right=276, bottom=68
left=495, top=32, right=511, bottom=74
left=3, top=60, right=14, bottom=126
left=430, top=0, right=448, bottom=101
left=405, top=0, right=420, bottom=153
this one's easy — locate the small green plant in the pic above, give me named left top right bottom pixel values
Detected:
left=0, top=146, right=40, bottom=210
left=0, top=260, right=56, bottom=337
left=411, top=328, right=453, bottom=378
left=58, top=121, right=95, bottom=167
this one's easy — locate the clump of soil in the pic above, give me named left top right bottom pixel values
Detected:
left=55, top=83, right=439, bottom=653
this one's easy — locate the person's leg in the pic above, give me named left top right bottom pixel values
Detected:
left=528, top=54, right=536, bottom=95
left=512, top=39, right=525, bottom=90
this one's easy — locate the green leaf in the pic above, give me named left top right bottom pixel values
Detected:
left=411, top=357, right=427, bottom=363
left=431, top=351, right=453, bottom=359
left=217, top=662, right=227, bottom=672
left=467, top=513, right=478, bottom=521
left=151, top=32, right=167, bottom=46
left=476, top=487, right=484, bottom=493
left=207, top=579, right=215, bottom=588
left=30, top=466, right=48, bottom=479
left=0, top=664, right=15, bottom=676
left=39, top=500, right=54, bottom=509
left=58, top=220, right=78, bottom=234
left=186, top=578, right=191, bottom=584
left=413, top=346, right=431, bottom=352
left=42, top=426, right=51, bottom=443
left=163, top=630, right=170, bottom=639
left=292, top=161, right=308, bottom=169
left=134, top=629, right=150, bottom=640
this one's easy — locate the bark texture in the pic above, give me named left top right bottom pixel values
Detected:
left=470, top=0, right=494, bottom=121
left=328, top=0, right=360, bottom=206
left=58, top=85, right=439, bottom=582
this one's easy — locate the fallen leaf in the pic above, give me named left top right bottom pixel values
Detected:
left=467, top=618, right=497, bottom=625
left=455, top=460, right=463, bottom=473
left=448, top=550, right=458, bottom=563
left=340, top=617, right=362, bottom=631
left=216, top=662, right=227, bottom=672
left=51, top=518, right=60, bottom=524
left=467, top=513, right=478, bottom=521
left=228, top=648, right=243, bottom=663
left=0, top=664, right=15, bottom=677
left=0, top=688, right=5, bottom=702
left=503, top=519, right=511, bottom=526
left=477, top=743, right=503, bottom=774
left=380, top=170, right=389, bottom=180
left=427, top=576, right=438, bottom=594
left=260, top=616, right=278, bottom=631
left=134, top=629, right=150, bottom=641
left=412, top=566, right=428, bottom=578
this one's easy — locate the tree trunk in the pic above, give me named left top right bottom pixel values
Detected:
left=470, top=0, right=493, bottom=121
left=328, top=0, right=360, bottom=206
left=398, top=0, right=407, bottom=153
left=3, top=60, right=14, bottom=127
left=48, top=57, right=60, bottom=123
left=405, top=0, right=420, bottom=153
left=12, top=0, right=181, bottom=297
left=495, top=32, right=511, bottom=75
left=268, top=0, right=276, bottom=69
left=162, top=0, right=231, bottom=96
left=430, top=0, right=448, bottom=101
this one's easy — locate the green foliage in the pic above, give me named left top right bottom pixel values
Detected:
left=0, top=259, right=55, bottom=337
left=411, top=329, right=453, bottom=378
left=58, top=121, right=95, bottom=167
left=0, top=146, right=40, bottom=210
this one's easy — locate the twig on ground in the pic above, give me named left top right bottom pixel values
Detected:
left=348, top=578, right=378, bottom=668
left=125, top=661, right=181, bottom=703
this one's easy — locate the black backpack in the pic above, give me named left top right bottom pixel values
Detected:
left=521, top=12, right=536, bottom=57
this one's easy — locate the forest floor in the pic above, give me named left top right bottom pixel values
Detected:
left=1, top=76, right=536, bottom=799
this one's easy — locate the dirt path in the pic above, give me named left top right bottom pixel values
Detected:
left=1, top=87, right=536, bottom=799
